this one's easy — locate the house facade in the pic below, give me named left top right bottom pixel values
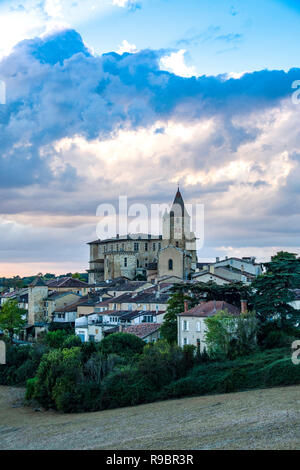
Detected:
left=177, top=301, right=241, bottom=351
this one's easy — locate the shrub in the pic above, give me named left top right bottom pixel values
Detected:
left=99, top=333, right=144, bottom=360
left=262, top=330, right=295, bottom=350
left=62, top=334, right=82, bottom=349
left=26, top=377, right=38, bottom=400
left=101, top=366, right=155, bottom=409
left=43, top=330, right=69, bottom=349
left=33, top=347, right=83, bottom=410
left=138, top=340, right=185, bottom=389
left=0, top=344, right=47, bottom=386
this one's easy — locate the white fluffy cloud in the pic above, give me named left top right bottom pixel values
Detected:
left=116, top=39, right=138, bottom=54
left=0, top=28, right=300, bottom=275
left=160, top=49, right=196, bottom=78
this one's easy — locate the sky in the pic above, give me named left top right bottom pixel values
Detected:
left=0, top=0, right=300, bottom=276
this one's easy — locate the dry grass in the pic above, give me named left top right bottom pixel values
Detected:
left=0, top=385, right=299, bottom=450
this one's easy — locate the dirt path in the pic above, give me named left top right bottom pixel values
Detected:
left=0, top=385, right=299, bottom=449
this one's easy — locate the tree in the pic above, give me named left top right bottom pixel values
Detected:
left=160, top=291, right=192, bottom=344
left=172, top=281, right=250, bottom=308
left=204, top=311, right=235, bottom=359
left=99, top=332, right=145, bottom=360
left=205, top=309, right=260, bottom=359
left=251, top=251, right=300, bottom=327
left=71, top=272, right=85, bottom=281
left=0, top=300, right=26, bottom=341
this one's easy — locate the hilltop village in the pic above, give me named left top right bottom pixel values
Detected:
left=2, top=189, right=296, bottom=351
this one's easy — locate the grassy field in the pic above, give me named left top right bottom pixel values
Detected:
left=0, top=384, right=299, bottom=450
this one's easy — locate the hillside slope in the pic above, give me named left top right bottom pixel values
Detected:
left=0, top=385, right=299, bottom=450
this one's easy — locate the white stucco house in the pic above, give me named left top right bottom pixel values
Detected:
left=177, top=300, right=241, bottom=351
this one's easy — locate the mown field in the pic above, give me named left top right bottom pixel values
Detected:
left=0, top=384, right=299, bottom=450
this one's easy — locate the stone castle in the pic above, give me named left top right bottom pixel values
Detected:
left=87, top=189, right=198, bottom=283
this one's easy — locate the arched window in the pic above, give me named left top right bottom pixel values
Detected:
left=168, top=259, right=173, bottom=271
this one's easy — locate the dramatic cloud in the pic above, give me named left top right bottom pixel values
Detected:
left=0, top=28, right=299, bottom=274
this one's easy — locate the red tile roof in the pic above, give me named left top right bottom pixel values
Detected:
left=47, top=277, right=89, bottom=288
left=123, top=323, right=161, bottom=339
left=178, top=301, right=240, bottom=318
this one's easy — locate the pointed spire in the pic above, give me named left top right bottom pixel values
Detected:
left=171, top=187, right=185, bottom=216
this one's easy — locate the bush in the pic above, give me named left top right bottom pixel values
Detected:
left=43, top=330, right=69, bottom=349
left=101, top=366, right=155, bottom=409
left=138, top=340, right=185, bottom=390
left=26, top=377, right=38, bottom=400
left=99, top=333, right=144, bottom=360
left=262, top=330, right=295, bottom=350
left=160, top=348, right=295, bottom=400
left=33, top=347, right=83, bottom=410
left=0, top=344, right=48, bottom=386
left=62, top=334, right=82, bottom=349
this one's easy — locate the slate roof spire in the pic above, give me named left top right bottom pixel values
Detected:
left=171, top=187, right=185, bottom=216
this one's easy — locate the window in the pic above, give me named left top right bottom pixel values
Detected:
left=183, top=320, right=189, bottom=331
left=197, top=339, right=201, bottom=348
left=158, top=242, right=161, bottom=250
left=153, top=243, right=156, bottom=251
left=176, top=241, right=179, bottom=247
left=134, top=242, right=139, bottom=252
left=110, top=245, right=113, bottom=251
left=197, top=322, right=201, bottom=332
left=124, top=257, right=127, bottom=267
left=183, top=338, right=188, bottom=346
left=145, top=243, right=148, bottom=252
left=122, top=243, right=125, bottom=251
left=116, top=244, right=119, bottom=251
left=168, top=259, right=173, bottom=271
left=143, top=315, right=153, bottom=323
left=137, top=259, right=140, bottom=268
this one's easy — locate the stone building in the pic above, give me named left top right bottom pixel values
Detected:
left=88, top=189, right=198, bottom=283
left=177, top=300, right=241, bottom=351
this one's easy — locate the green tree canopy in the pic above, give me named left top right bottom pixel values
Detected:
left=99, top=332, right=145, bottom=359
left=160, top=291, right=192, bottom=344
left=172, top=281, right=250, bottom=308
left=0, top=300, right=26, bottom=340
left=204, top=310, right=258, bottom=360
left=251, top=251, right=300, bottom=327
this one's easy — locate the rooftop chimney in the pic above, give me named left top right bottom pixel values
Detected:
left=184, top=300, right=189, bottom=312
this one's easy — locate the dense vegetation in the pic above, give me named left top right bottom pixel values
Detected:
left=0, top=251, right=299, bottom=413
left=1, top=327, right=299, bottom=413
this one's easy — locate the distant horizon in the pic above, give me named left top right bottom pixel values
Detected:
left=2, top=251, right=299, bottom=279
